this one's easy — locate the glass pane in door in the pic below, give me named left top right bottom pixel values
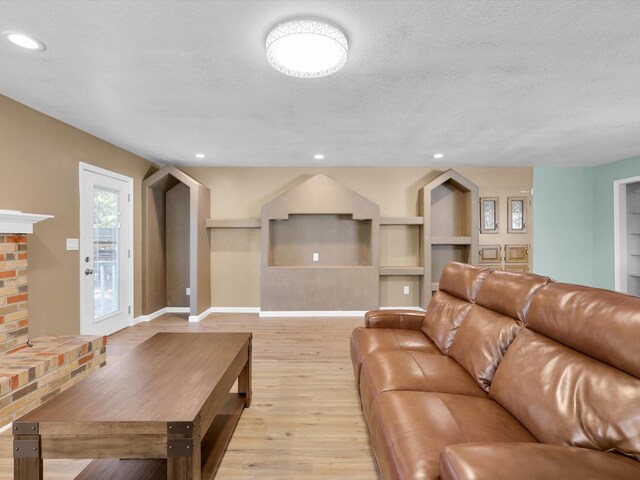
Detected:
left=93, top=187, right=119, bottom=319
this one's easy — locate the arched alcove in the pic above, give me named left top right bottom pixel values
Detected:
left=142, top=166, right=210, bottom=321
left=421, top=169, right=479, bottom=307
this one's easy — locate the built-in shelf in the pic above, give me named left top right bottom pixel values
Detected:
left=431, top=236, right=472, bottom=245
left=380, top=266, right=424, bottom=276
left=630, top=253, right=640, bottom=257
left=206, top=218, right=261, bottom=229
left=380, top=216, right=424, bottom=225
left=629, top=274, right=640, bottom=278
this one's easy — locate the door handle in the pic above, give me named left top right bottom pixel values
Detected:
left=85, top=269, right=94, bottom=276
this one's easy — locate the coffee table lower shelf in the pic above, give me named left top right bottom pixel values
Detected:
left=74, top=393, right=245, bottom=480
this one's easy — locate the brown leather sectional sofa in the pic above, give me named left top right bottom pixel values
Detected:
left=350, top=262, right=640, bottom=479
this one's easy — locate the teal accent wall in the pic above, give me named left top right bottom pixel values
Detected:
left=532, top=167, right=594, bottom=284
left=533, top=155, right=640, bottom=288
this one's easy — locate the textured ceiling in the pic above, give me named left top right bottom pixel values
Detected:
left=0, top=0, right=639, bottom=167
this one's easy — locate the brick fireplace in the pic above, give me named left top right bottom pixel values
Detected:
left=0, top=234, right=29, bottom=355
left=0, top=210, right=107, bottom=427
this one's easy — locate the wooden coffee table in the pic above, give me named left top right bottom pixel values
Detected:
left=12, top=332, right=252, bottom=479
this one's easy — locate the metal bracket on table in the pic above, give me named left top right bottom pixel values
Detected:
left=167, top=421, right=196, bottom=435
left=13, top=439, right=40, bottom=458
left=167, top=438, right=194, bottom=457
left=13, top=422, right=38, bottom=435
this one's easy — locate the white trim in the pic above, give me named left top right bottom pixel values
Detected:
left=380, top=306, right=425, bottom=312
left=613, top=175, right=640, bottom=293
left=166, top=307, right=190, bottom=313
left=259, top=310, right=367, bottom=318
left=132, top=307, right=190, bottom=324
left=209, top=307, right=261, bottom=313
left=79, top=162, right=134, bottom=334
left=189, top=308, right=213, bottom=323
left=0, top=422, right=12, bottom=434
left=132, top=308, right=168, bottom=324
left=0, top=210, right=53, bottom=234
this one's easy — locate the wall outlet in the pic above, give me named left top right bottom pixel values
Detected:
left=186, top=288, right=191, bottom=296
left=313, top=252, right=319, bottom=262
left=403, top=286, right=410, bottom=295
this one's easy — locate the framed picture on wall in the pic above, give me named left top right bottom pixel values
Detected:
left=479, top=244, right=501, bottom=264
left=480, top=197, right=499, bottom=234
left=507, top=197, right=527, bottom=234
left=505, top=244, right=529, bottom=263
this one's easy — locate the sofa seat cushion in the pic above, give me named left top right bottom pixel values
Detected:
left=359, top=351, right=485, bottom=417
left=440, top=443, right=640, bottom=480
left=368, top=391, right=536, bottom=480
left=350, top=328, right=439, bottom=384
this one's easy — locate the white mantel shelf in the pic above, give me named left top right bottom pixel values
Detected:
left=0, top=210, right=54, bottom=234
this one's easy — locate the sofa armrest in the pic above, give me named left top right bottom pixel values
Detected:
left=364, top=310, right=425, bottom=330
left=440, top=443, right=640, bottom=480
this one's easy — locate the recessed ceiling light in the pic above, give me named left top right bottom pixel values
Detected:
left=3, top=32, right=45, bottom=51
left=433, top=153, right=444, bottom=159
left=266, top=18, right=348, bottom=78
left=313, top=154, right=325, bottom=160
left=195, top=153, right=206, bottom=159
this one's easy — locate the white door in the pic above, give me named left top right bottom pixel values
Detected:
left=80, top=163, right=133, bottom=336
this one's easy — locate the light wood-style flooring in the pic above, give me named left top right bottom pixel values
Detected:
left=0, top=313, right=379, bottom=479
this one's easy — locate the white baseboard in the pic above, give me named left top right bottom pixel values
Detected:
left=209, top=307, right=261, bottom=314
left=132, top=307, right=190, bottom=325
left=189, top=308, right=212, bottom=323
left=259, top=310, right=367, bottom=318
left=167, top=307, right=190, bottom=313
left=379, top=306, right=425, bottom=311
left=135, top=307, right=378, bottom=322
left=132, top=308, right=167, bottom=324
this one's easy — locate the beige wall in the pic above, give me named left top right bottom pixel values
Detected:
left=184, top=167, right=532, bottom=308
left=0, top=95, right=156, bottom=336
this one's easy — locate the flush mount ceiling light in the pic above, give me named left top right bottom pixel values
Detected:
left=3, top=32, right=45, bottom=51
left=313, top=154, right=325, bottom=160
left=195, top=153, right=206, bottom=159
left=433, top=153, right=444, bottom=159
left=266, top=18, right=348, bottom=78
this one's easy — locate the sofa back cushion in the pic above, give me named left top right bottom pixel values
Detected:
left=438, top=262, right=490, bottom=303
left=474, top=270, right=550, bottom=323
left=422, top=263, right=490, bottom=354
left=447, top=306, right=521, bottom=392
left=526, top=282, right=640, bottom=378
left=490, top=283, right=640, bottom=460
left=447, top=271, right=549, bottom=392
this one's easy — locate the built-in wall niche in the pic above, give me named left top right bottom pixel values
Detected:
left=379, top=225, right=421, bottom=268
left=268, top=214, right=372, bottom=267
left=421, top=170, right=479, bottom=307
left=261, top=173, right=380, bottom=312
left=142, top=166, right=211, bottom=319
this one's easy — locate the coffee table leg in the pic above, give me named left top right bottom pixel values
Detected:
left=238, top=338, right=252, bottom=407
left=14, top=433, right=43, bottom=480
left=167, top=436, right=201, bottom=480
left=14, top=458, right=43, bottom=480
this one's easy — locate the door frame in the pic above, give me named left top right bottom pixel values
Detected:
left=613, top=174, right=640, bottom=293
left=78, top=162, right=134, bottom=334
